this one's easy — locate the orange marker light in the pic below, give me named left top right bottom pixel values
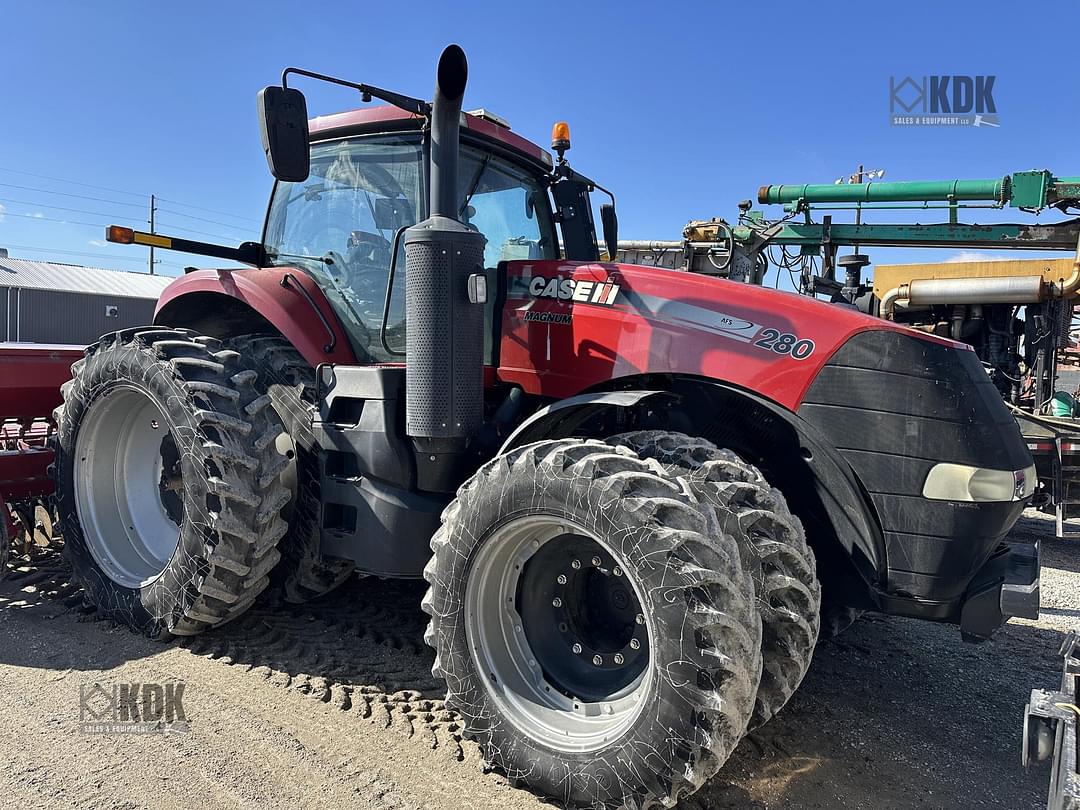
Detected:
left=551, top=121, right=571, bottom=152
left=106, top=225, right=134, bottom=244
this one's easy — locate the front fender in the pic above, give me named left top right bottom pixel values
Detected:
left=154, top=268, right=357, bottom=367
left=502, top=379, right=887, bottom=597
left=499, top=390, right=675, bottom=453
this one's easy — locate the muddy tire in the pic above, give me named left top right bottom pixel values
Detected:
left=422, top=438, right=761, bottom=809
left=608, top=430, right=821, bottom=729
left=227, top=335, right=353, bottom=602
left=52, top=327, right=290, bottom=638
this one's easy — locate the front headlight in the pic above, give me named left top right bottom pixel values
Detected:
left=922, top=462, right=1037, bottom=503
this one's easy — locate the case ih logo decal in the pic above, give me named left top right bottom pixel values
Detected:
left=513, top=270, right=815, bottom=360
left=527, top=275, right=621, bottom=306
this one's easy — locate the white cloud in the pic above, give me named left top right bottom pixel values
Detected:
left=945, top=251, right=1013, bottom=263
left=0, top=203, right=5, bottom=223
left=30, top=211, right=44, bottom=218
left=88, top=239, right=106, bottom=247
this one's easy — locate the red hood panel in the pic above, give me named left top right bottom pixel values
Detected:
left=496, top=260, right=959, bottom=410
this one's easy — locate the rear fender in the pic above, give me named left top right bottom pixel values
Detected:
left=154, top=268, right=357, bottom=367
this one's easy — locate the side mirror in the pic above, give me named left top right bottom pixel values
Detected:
left=600, top=203, right=618, bottom=261
left=257, top=86, right=310, bottom=182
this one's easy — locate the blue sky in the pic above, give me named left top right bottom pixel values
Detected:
left=1, top=0, right=1077, bottom=281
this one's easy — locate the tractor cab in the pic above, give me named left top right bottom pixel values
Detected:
left=259, top=113, right=567, bottom=361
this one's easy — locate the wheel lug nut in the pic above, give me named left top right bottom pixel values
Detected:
left=572, top=643, right=583, bottom=654
left=613, top=566, right=622, bottom=577
left=630, top=638, right=640, bottom=650
left=552, top=597, right=563, bottom=608
left=635, top=614, right=645, bottom=625
left=592, top=655, right=603, bottom=666
left=614, top=653, right=624, bottom=665
left=556, top=574, right=567, bottom=585
left=571, top=559, right=581, bottom=570
left=591, top=556, right=602, bottom=567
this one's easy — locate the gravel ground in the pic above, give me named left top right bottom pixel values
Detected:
left=0, top=508, right=1073, bottom=809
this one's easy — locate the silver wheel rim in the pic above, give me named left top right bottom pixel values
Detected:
left=73, top=386, right=183, bottom=589
left=464, top=514, right=653, bottom=752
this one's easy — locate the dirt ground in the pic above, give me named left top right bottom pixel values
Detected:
left=0, top=509, right=1073, bottom=810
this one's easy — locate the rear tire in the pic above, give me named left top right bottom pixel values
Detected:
left=227, top=335, right=353, bottom=602
left=53, top=327, right=290, bottom=638
left=608, top=431, right=821, bottom=729
left=422, top=438, right=761, bottom=809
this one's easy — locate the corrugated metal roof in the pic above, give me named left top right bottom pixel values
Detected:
left=0, top=257, right=173, bottom=299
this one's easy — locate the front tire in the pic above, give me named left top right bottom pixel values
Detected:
left=422, top=439, right=761, bottom=809
left=53, top=328, right=290, bottom=638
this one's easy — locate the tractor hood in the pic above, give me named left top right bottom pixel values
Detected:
left=496, top=259, right=963, bottom=410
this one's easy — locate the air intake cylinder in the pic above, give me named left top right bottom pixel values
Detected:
left=404, top=45, right=486, bottom=447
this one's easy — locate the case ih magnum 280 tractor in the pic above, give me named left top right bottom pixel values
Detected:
left=52, top=46, right=1039, bottom=808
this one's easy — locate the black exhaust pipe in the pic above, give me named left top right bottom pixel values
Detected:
left=429, top=45, right=467, bottom=218
left=404, top=45, right=486, bottom=481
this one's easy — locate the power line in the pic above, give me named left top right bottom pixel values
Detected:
left=156, top=206, right=260, bottom=231
left=0, top=165, right=146, bottom=199
left=156, top=196, right=262, bottom=225
left=0, top=195, right=143, bottom=223
left=0, top=195, right=245, bottom=243
left=0, top=181, right=145, bottom=209
left=153, top=219, right=250, bottom=243
left=0, top=167, right=261, bottom=227
left=0, top=210, right=121, bottom=229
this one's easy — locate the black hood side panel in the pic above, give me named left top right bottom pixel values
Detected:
left=798, top=329, right=1030, bottom=605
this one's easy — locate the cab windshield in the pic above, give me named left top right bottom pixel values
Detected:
left=262, top=133, right=557, bottom=361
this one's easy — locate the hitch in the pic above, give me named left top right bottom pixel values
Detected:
left=1024, top=630, right=1080, bottom=809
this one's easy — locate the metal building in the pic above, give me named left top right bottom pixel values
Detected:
left=0, top=256, right=172, bottom=345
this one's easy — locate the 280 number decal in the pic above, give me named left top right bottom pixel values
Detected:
left=753, top=328, right=815, bottom=360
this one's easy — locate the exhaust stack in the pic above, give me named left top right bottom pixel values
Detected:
left=404, top=45, right=486, bottom=465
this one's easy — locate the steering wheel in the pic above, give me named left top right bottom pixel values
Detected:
left=348, top=231, right=391, bottom=269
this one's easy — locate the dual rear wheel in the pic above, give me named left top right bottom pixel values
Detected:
left=423, top=432, right=821, bottom=809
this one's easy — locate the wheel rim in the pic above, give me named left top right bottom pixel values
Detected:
left=465, top=514, right=653, bottom=751
left=73, top=386, right=184, bottom=589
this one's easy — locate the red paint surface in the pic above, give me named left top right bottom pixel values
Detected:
left=156, top=268, right=358, bottom=369
left=0, top=345, right=74, bottom=500
left=497, top=261, right=965, bottom=411
left=0, top=344, right=81, bottom=420
left=308, top=107, right=551, bottom=166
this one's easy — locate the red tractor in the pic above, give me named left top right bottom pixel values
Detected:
left=51, top=45, right=1039, bottom=808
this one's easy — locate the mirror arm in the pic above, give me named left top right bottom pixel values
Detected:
left=281, top=68, right=432, bottom=117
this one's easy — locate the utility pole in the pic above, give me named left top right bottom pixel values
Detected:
left=148, top=194, right=157, bottom=275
